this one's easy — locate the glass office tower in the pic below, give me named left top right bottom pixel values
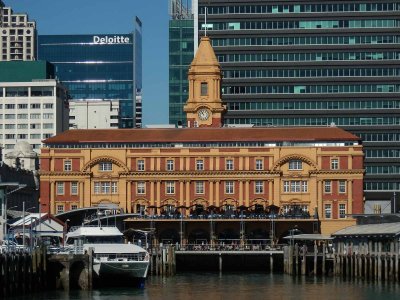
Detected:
left=38, top=18, right=142, bottom=128
left=169, top=0, right=194, bottom=126
left=194, top=0, right=400, bottom=212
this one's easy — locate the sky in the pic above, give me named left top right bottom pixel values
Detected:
left=5, top=0, right=170, bottom=125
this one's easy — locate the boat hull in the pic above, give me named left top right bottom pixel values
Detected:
left=93, top=260, right=149, bottom=278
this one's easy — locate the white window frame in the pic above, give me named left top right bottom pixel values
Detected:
left=283, top=181, right=290, bottom=192
left=196, top=159, right=204, bottom=171
left=56, top=182, right=64, bottom=195
left=166, top=181, right=175, bottom=194
left=101, top=182, right=111, bottom=194
left=324, top=180, right=332, bottom=193
left=302, top=181, right=308, bottom=192
left=166, top=159, right=174, bottom=171
left=331, top=158, right=339, bottom=170
left=324, top=204, right=332, bottom=219
left=56, top=204, right=64, bottom=214
left=137, top=159, right=145, bottom=171
left=99, top=162, right=112, bottom=172
left=226, top=159, right=234, bottom=170
left=339, top=203, right=346, bottom=218
left=339, top=180, right=346, bottom=193
left=137, top=182, right=146, bottom=194
left=71, top=182, right=78, bottom=195
left=94, top=182, right=101, bottom=194
left=71, top=205, right=78, bottom=210
left=111, top=182, right=118, bottom=194
left=288, top=160, right=302, bottom=170
left=64, top=160, right=72, bottom=172
left=196, top=181, right=204, bottom=194
left=255, top=159, right=263, bottom=170
left=225, top=181, right=234, bottom=194
left=255, top=181, right=264, bottom=194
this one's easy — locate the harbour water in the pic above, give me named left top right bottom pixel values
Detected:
left=8, top=272, right=400, bottom=300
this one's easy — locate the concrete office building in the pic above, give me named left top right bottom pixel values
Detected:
left=0, top=80, right=69, bottom=155
left=69, top=100, right=120, bottom=129
left=184, top=0, right=400, bottom=213
left=0, top=1, right=36, bottom=61
left=38, top=17, right=143, bottom=128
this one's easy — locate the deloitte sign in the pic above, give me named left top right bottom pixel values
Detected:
left=93, top=35, right=130, bottom=44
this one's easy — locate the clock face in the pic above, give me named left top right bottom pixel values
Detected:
left=198, top=108, right=210, bottom=121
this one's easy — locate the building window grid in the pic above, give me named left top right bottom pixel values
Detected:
left=339, top=181, right=346, bottom=193
left=56, top=205, right=64, bottom=214
left=288, top=160, right=302, bottom=170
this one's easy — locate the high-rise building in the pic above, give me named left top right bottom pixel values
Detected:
left=169, top=0, right=194, bottom=126
left=38, top=17, right=143, bottom=128
left=0, top=1, right=36, bottom=61
left=183, top=0, right=400, bottom=213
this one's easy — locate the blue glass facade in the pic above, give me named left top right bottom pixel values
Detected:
left=38, top=30, right=142, bottom=128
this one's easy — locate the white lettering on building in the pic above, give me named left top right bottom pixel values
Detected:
left=93, top=35, right=130, bottom=44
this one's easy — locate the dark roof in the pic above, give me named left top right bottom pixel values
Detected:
left=332, top=222, right=400, bottom=237
left=44, top=127, right=360, bottom=144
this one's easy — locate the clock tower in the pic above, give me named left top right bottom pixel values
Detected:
left=184, top=36, right=226, bottom=127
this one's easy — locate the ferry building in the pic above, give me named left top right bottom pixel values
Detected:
left=39, top=37, right=364, bottom=235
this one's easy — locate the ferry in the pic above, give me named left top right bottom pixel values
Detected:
left=66, top=226, right=150, bottom=287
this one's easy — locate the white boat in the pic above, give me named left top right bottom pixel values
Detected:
left=66, top=226, right=150, bottom=286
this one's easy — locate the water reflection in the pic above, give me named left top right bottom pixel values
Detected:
left=9, top=273, right=400, bottom=300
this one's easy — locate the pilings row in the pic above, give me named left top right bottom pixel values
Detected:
left=333, top=241, right=400, bottom=282
left=0, top=247, right=47, bottom=298
left=149, top=245, right=176, bottom=277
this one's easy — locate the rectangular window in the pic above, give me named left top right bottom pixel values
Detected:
left=324, top=180, right=332, bottom=193
left=166, top=181, right=175, bottom=194
left=71, top=182, right=78, bottom=195
left=56, top=182, right=64, bottom=195
left=291, top=181, right=301, bottom=192
left=201, top=82, right=208, bottom=96
left=331, top=158, right=339, bottom=170
left=71, top=205, right=78, bottom=210
left=324, top=204, right=332, bottom=219
left=226, top=159, right=234, bottom=170
left=101, top=182, right=111, bottom=194
left=225, top=181, right=234, bottom=194
left=56, top=205, right=64, bottom=214
left=99, top=162, right=112, bottom=171
left=137, top=182, right=146, bottom=194
left=289, top=160, right=302, bottom=170
left=137, top=159, right=145, bottom=171
left=255, top=159, right=263, bottom=170
left=196, top=159, right=204, bottom=171
left=166, top=159, right=174, bottom=171
left=64, top=160, right=72, bottom=171
left=339, top=204, right=346, bottom=218
left=195, top=181, right=204, bottom=194
left=302, top=181, right=308, bottom=192
left=94, top=182, right=101, bottom=194
left=255, top=181, right=264, bottom=194
left=111, top=182, right=118, bottom=194
left=339, top=180, right=346, bottom=193
left=284, top=181, right=290, bottom=192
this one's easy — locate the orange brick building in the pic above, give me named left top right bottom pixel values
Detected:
left=39, top=37, right=364, bottom=234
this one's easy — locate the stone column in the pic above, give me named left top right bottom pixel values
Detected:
left=156, top=181, right=161, bottom=208
left=348, top=180, right=353, bottom=214
left=185, top=180, right=190, bottom=208
left=215, top=181, right=220, bottom=207
left=239, top=181, right=244, bottom=206
left=179, top=181, right=184, bottom=207
left=209, top=181, right=214, bottom=206
left=50, top=181, right=55, bottom=214
left=150, top=181, right=155, bottom=207
left=126, top=181, right=132, bottom=213
left=317, top=180, right=323, bottom=219
left=268, top=180, right=273, bottom=204
left=245, top=180, right=250, bottom=207
left=79, top=181, right=84, bottom=209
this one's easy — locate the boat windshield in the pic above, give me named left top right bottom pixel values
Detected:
left=67, top=235, right=124, bottom=244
